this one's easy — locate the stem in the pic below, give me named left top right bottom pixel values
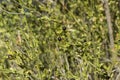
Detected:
left=103, top=0, right=117, bottom=62
left=104, top=0, right=114, bottom=49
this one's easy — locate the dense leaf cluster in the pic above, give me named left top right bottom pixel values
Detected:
left=0, top=0, right=120, bottom=80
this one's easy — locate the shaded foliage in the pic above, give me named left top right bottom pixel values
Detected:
left=0, top=0, right=120, bottom=80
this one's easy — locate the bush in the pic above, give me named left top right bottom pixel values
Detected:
left=0, top=0, right=120, bottom=80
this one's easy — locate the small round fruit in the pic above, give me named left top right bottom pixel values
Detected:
left=62, top=26, right=66, bottom=31
left=58, top=37, right=62, bottom=41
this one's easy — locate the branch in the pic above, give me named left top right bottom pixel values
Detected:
left=103, top=0, right=114, bottom=50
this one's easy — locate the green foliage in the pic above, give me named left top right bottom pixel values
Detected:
left=0, top=0, right=120, bottom=80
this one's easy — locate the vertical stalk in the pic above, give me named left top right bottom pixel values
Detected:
left=104, top=0, right=114, bottom=49
left=103, top=0, right=117, bottom=62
